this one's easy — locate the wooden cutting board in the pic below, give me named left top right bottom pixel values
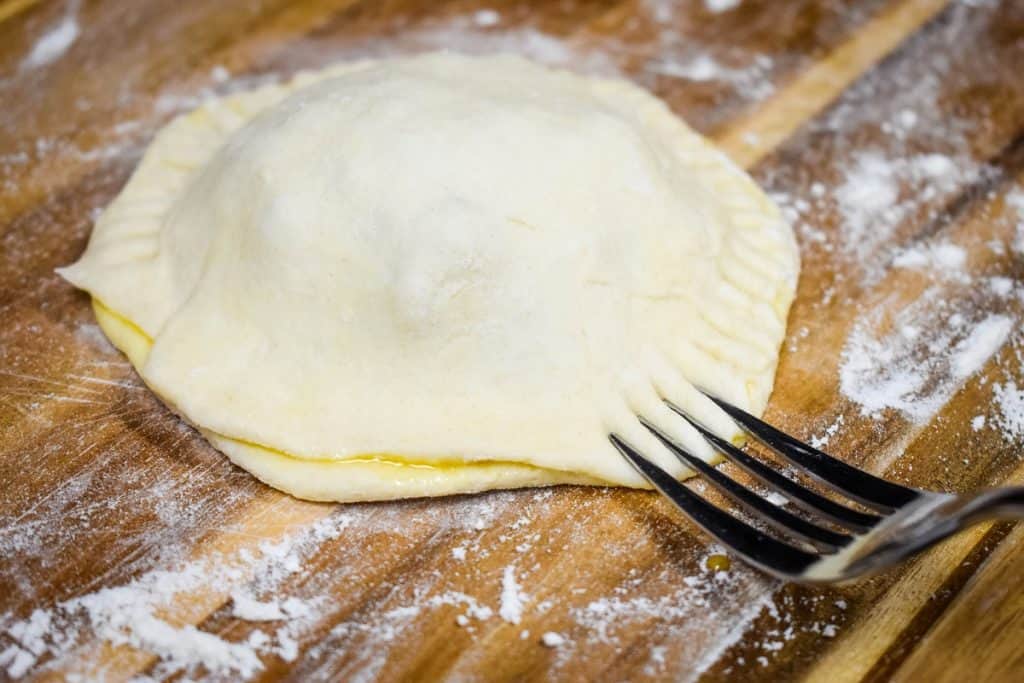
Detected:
left=2, top=0, right=1023, bottom=680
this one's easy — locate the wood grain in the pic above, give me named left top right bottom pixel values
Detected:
left=716, top=0, right=949, bottom=166
left=0, top=0, right=43, bottom=25
left=2, top=0, right=1023, bottom=681
left=893, top=523, right=1024, bottom=683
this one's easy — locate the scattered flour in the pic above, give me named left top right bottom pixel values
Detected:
left=840, top=289, right=1014, bottom=422
left=897, top=109, right=918, bottom=129
left=331, top=1, right=765, bottom=109
left=210, top=65, right=231, bottom=84
left=2, top=561, right=262, bottom=678
left=0, top=646, right=35, bottom=678
left=231, top=593, right=311, bottom=622
left=473, top=9, right=501, bottom=27
left=992, top=383, right=1024, bottom=441
left=834, top=152, right=981, bottom=281
left=892, top=242, right=967, bottom=273
left=0, top=487, right=554, bottom=679
left=428, top=592, right=494, bottom=623
left=637, top=0, right=775, bottom=104
left=20, top=4, right=80, bottom=70
left=314, top=20, right=619, bottom=79
left=0, top=515, right=350, bottom=678
left=567, top=564, right=780, bottom=668
left=541, top=631, right=566, bottom=647
left=499, top=565, right=528, bottom=625
left=73, top=322, right=117, bottom=354
left=950, top=317, right=1014, bottom=380
left=646, top=53, right=775, bottom=100
left=809, top=415, right=845, bottom=449
left=988, top=276, right=1014, bottom=298
left=649, top=54, right=720, bottom=82
left=971, top=415, right=986, bottom=431
left=1006, top=188, right=1024, bottom=254
left=1007, top=188, right=1024, bottom=215
left=705, top=0, right=742, bottom=12
left=644, top=644, right=668, bottom=675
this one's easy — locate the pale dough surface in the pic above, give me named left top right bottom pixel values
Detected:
left=60, top=53, right=799, bottom=502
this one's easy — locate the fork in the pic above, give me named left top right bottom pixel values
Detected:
left=609, top=394, right=1024, bottom=583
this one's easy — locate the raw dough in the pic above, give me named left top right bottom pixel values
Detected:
left=60, top=53, right=799, bottom=502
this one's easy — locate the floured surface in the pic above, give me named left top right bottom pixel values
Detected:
left=2, top=0, right=1024, bottom=681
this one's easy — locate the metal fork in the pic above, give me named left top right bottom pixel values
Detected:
left=610, top=394, right=1024, bottom=583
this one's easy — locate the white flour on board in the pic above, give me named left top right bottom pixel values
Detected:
left=892, top=241, right=967, bottom=273
left=499, top=565, right=528, bottom=625
left=1006, top=188, right=1024, bottom=254
left=0, top=515, right=348, bottom=678
left=840, top=290, right=1014, bottom=423
left=231, top=592, right=312, bottom=623
left=809, top=415, right=845, bottom=450
left=759, top=2, right=1024, bottom=440
left=992, top=383, right=1024, bottom=441
left=302, top=0, right=780, bottom=107
left=640, top=0, right=776, bottom=101
left=832, top=160, right=1021, bottom=432
left=705, top=0, right=743, bottom=13
left=540, top=631, right=566, bottom=647
left=472, top=9, right=502, bottom=28
left=646, top=53, right=776, bottom=102
left=20, top=1, right=80, bottom=70
left=292, top=20, right=620, bottom=79
left=833, top=151, right=985, bottom=283
left=10, top=483, right=837, bottom=681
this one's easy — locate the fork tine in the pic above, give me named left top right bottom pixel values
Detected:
left=668, top=404, right=881, bottom=532
left=609, top=434, right=819, bottom=578
left=705, top=395, right=920, bottom=511
left=640, top=418, right=852, bottom=551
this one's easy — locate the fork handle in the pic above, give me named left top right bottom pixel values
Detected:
left=961, top=486, right=1024, bottom=522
